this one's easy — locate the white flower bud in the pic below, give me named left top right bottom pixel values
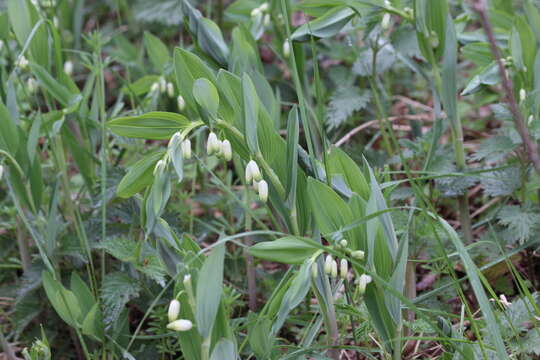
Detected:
left=357, top=274, right=372, bottom=295
left=529, top=115, right=534, bottom=125
left=245, top=163, right=253, bottom=183
left=64, top=60, right=73, bottom=76
left=167, top=82, right=174, bottom=98
left=27, top=78, right=38, bottom=94
left=381, top=13, right=391, bottom=30
left=16, top=56, right=29, bottom=70
left=167, top=319, right=193, bottom=332
left=181, top=139, right=192, bottom=159
left=311, top=262, right=318, bottom=279
left=168, top=131, right=182, bottom=148
left=150, top=82, right=160, bottom=93
left=351, top=250, right=365, bottom=260
left=159, top=78, right=167, bottom=93
left=53, top=16, right=59, bottom=27
left=324, top=255, right=333, bottom=274
left=168, top=299, right=181, bottom=322
left=251, top=7, right=261, bottom=17
left=331, top=260, right=338, bottom=278
left=340, top=259, right=348, bottom=279
left=283, top=40, right=290, bottom=58
left=0, top=40, right=4, bottom=51
left=221, top=139, right=232, bottom=161
left=339, top=239, right=348, bottom=248
left=183, top=274, right=192, bottom=288
left=263, top=14, right=271, bottom=27
left=259, top=2, right=269, bottom=12
left=177, top=95, right=186, bottom=111
left=520, top=88, right=526, bottom=103
left=248, top=160, right=262, bottom=182
left=258, top=179, right=268, bottom=202
left=0, top=165, right=3, bottom=180
left=207, top=132, right=219, bottom=155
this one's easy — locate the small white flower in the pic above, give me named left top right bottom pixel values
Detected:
left=167, top=82, right=174, bottom=98
left=351, top=250, right=365, bottom=260
left=520, top=88, right=526, bottom=103
left=64, top=60, right=74, bottom=76
left=283, top=40, right=290, bottom=58
left=168, top=299, right=181, bottom=322
left=331, top=260, right=338, bottom=278
left=177, top=95, right=186, bottom=111
left=27, top=78, right=38, bottom=94
left=381, top=13, right=391, bottom=30
left=324, top=255, right=333, bottom=275
left=247, top=160, right=262, bottom=182
left=259, top=2, right=269, bottom=12
left=181, top=139, right=192, bottom=159
left=339, top=239, right=348, bottom=248
left=311, top=262, right=318, bottom=279
left=159, top=78, right=167, bottom=93
left=167, top=319, right=193, bottom=332
left=263, top=14, right=271, bottom=27
left=207, top=132, right=219, bottom=155
left=357, top=274, right=372, bottom=295
left=221, top=140, right=232, bottom=161
left=16, top=56, right=29, bottom=69
left=340, top=259, right=348, bottom=279
left=251, top=7, right=261, bottom=17
left=499, top=294, right=511, bottom=308
left=150, top=82, right=160, bottom=93
left=258, top=179, right=268, bottom=202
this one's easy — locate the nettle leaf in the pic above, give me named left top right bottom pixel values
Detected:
left=497, top=204, right=540, bottom=244
left=471, top=135, right=517, bottom=163
left=480, top=167, right=520, bottom=197
left=326, top=86, right=370, bottom=130
left=435, top=173, right=477, bottom=197
left=101, top=272, right=141, bottom=326
left=353, top=44, right=396, bottom=77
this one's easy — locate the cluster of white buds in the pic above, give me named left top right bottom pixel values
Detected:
left=206, top=132, right=232, bottom=162
left=27, top=78, right=38, bottom=94
left=64, top=60, right=73, bottom=76
left=166, top=299, right=193, bottom=332
left=250, top=2, right=269, bottom=17
left=177, top=95, right=186, bottom=111
left=283, top=39, right=290, bottom=58
left=169, top=132, right=192, bottom=160
left=357, top=274, right=372, bottom=295
left=245, top=160, right=267, bottom=202
left=16, top=56, right=29, bottom=70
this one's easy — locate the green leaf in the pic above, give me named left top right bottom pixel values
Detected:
left=196, top=244, right=225, bottom=339
left=143, top=31, right=170, bottom=72
left=249, top=236, right=319, bottom=264
left=210, top=339, right=237, bottom=360
left=108, top=112, right=191, bottom=140
left=328, top=148, right=370, bottom=200
left=193, top=78, right=220, bottom=119
left=248, top=318, right=274, bottom=359
left=29, top=63, right=82, bottom=110
left=101, top=272, right=141, bottom=326
left=291, top=6, right=355, bottom=42
left=285, top=106, right=299, bottom=206
left=116, top=151, right=165, bottom=198
left=42, top=272, right=81, bottom=328
left=0, top=98, right=19, bottom=155
left=242, top=73, right=259, bottom=154
left=81, top=303, right=104, bottom=342
left=326, top=85, right=370, bottom=130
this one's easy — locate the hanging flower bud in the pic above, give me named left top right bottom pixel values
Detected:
left=340, top=259, right=348, bottom=279
left=258, top=180, right=268, bottom=202
left=351, top=250, right=365, bottom=260
left=259, top=2, right=269, bottom=12
left=529, top=115, right=534, bottom=125
left=27, top=78, right=38, bottom=94
left=150, top=82, right=160, bottom=93
left=0, top=165, right=3, bottom=180
left=168, top=132, right=182, bottom=148
left=207, top=132, right=219, bottom=155
left=221, top=139, right=232, bottom=161
left=520, top=88, right=526, bottom=103
left=181, top=139, right=192, bottom=159
left=357, top=274, right=372, bottom=295
left=167, top=319, right=193, bottom=332
left=311, top=262, right=318, bottom=279
left=64, top=60, right=74, bottom=76
left=263, top=14, right=271, bottom=27
left=16, top=56, right=29, bottom=70
left=331, top=260, right=338, bottom=278
left=339, top=239, right=348, bottom=248
left=247, top=160, right=262, bottom=182
left=167, top=82, right=175, bottom=98
left=245, top=163, right=253, bottom=184
left=168, top=299, right=181, bottom=322
left=251, top=6, right=261, bottom=17
left=283, top=39, right=290, bottom=58
left=159, top=78, right=167, bottom=93
left=381, top=13, right=391, bottom=30
left=0, top=40, right=4, bottom=51
left=177, top=95, right=186, bottom=111
left=324, top=255, right=333, bottom=274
